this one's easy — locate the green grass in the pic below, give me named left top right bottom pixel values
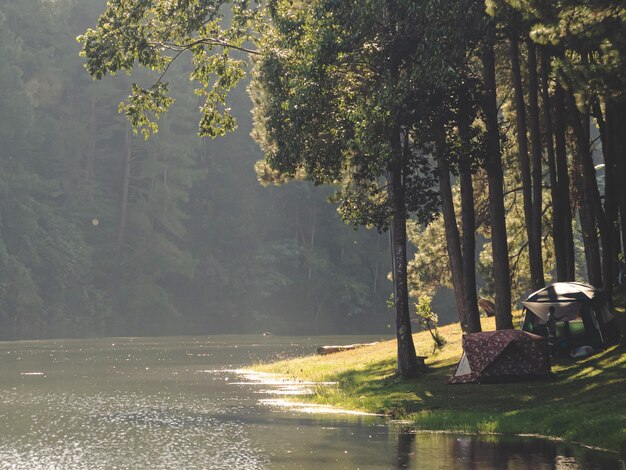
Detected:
left=253, top=316, right=626, bottom=453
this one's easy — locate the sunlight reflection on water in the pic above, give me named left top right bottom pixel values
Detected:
left=0, top=336, right=622, bottom=469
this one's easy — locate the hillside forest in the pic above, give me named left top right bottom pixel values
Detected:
left=0, top=0, right=399, bottom=339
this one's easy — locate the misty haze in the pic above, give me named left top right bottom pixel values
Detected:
left=0, top=0, right=624, bottom=469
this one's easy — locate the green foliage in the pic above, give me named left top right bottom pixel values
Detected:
left=527, top=1, right=626, bottom=102
left=408, top=0, right=625, bottom=311
left=489, top=0, right=626, bottom=186
left=8, top=0, right=623, bottom=340
left=120, top=83, right=175, bottom=139
left=77, top=0, right=259, bottom=137
left=414, top=295, right=446, bottom=349
left=251, top=0, right=443, bottom=231
left=0, top=0, right=397, bottom=339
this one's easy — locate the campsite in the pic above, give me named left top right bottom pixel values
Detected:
left=253, top=285, right=624, bottom=458
left=253, top=315, right=626, bottom=454
left=1, top=0, right=625, bottom=468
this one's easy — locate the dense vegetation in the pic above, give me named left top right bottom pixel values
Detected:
left=250, top=0, right=626, bottom=376
left=0, top=0, right=396, bottom=339
left=2, top=0, right=625, bottom=382
left=78, top=0, right=626, bottom=376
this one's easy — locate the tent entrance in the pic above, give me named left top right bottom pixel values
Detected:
left=520, top=282, right=619, bottom=353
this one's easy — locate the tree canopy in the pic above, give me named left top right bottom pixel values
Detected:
left=4, top=0, right=625, bottom=373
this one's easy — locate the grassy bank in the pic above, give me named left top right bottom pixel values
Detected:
left=253, top=317, right=626, bottom=453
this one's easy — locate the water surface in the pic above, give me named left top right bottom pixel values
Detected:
left=0, top=335, right=622, bottom=469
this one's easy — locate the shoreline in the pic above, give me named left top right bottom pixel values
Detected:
left=250, top=318, right=626, bottom=454
left=239, top=367, right=622, bottom=456
left=239, top=367, right=621, bottom=455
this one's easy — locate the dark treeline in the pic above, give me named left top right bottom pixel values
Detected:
left=0, top=0, right=394, bottom=340
left=3, top=0, right=626, bottom=379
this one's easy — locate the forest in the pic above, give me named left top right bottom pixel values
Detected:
left=1, top=0, right=625, bottom=371
left=0, top=0, right=398, bottom=339
left=0, top=2, right=624, bottom=466
left=247, top=0, right=626, bottom=376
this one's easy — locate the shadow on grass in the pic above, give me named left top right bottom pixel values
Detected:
left=319, top=345, right=626, bottom=451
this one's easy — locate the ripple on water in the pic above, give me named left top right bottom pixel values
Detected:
left=0, top=338, right=622, bottom=470
left=0, top=390, right=270, bottom=469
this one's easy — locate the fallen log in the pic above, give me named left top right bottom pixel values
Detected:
left=316, top=342, right=379, bottom=355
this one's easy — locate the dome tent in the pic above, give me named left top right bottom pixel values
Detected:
left=521, top=282, right=618, bottom=352
left=449, top=330, right=551, bottom=384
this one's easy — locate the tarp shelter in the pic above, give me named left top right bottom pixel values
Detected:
left=521, top=282, right=618, bottom=351
left=449, top=330, right=550, bottom=384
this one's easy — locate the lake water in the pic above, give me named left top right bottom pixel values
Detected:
left=0, top=335, right=622, bottom=469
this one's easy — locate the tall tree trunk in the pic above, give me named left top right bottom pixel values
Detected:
left=510, top=37, right=543, bottom=290
left=567, top=91, right=610, bottom=290
left=458, top=93, right=481, bottom=333
left=526, top=41, right=545, bottom=288
left=389, top=130, right=419, bottom=379
left=436, top=142, right=469, bottom=331
left=459, top=160, right=481, bottom=333
left=553, top=84, right=576, bottom=280
left=598, top=99, right=620, bottom=301
left=613, top=100, right=626, bottom=263
left=566, top=97, right=602, bottom=286
left=572, top=159, right=603, bottom=286
left=383, top=0, right=419, bottom=377
left=540, top=49, right=567, bottom=281
left=481, top=34, right=513, bottom=330
left=116, top=123, right=132, bottom=256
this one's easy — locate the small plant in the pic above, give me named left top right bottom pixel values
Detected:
left=414, top=295, right=446, bottom=350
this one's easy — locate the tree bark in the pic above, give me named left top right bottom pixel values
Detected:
left=613, top=100, right=626, bottom=263
left=458, top=93, right=481, bottom=333
left=526, top=41, right=545, bottom=288
left=481, top=34, right=513, bottom=330
left=598, top=99, right=620, bottom=301
left=572, top=159, right=603, bottom=287
left=540, top=49, right=567, bottom=281
left=553, top=84, right=576, bottom=280
left=459, top=160, right=481, bottom=333
left=436, top=143, right=469, bottom=331
left=383, top=0, right=419, bottom=377
left=389, top=131, right=419, bottom=379
left=510, top=37, right=544, bottom=290
left=567, top=91, right=610, bottom=290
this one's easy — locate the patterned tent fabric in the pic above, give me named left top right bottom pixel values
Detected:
left=449, top=330, right=551, bottom=384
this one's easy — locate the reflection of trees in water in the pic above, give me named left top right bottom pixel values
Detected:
left=395, top=431, right=415, bottom=469
left=450, top=435, right=624, bottom=470
left=450, top=436, right=544, bottom=469
left=392, top=432, right=622, bottom=469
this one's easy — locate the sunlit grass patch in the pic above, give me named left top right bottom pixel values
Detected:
left=252, top=316, right=626, bottom=452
